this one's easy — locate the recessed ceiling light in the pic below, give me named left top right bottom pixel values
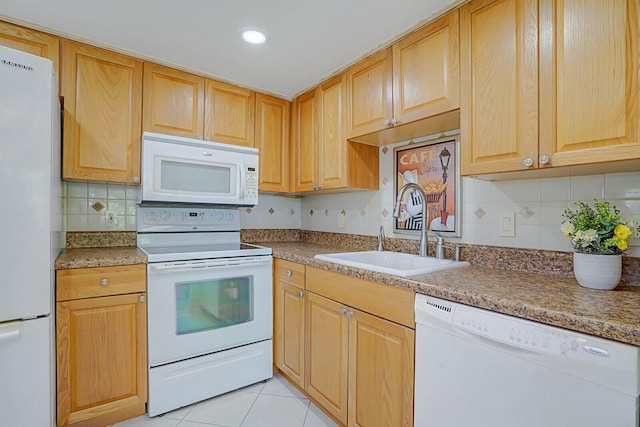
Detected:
left=242, top=30, right=266, bottom=45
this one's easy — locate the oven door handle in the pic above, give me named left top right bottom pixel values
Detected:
left=149, top=257, right=271, bottom=273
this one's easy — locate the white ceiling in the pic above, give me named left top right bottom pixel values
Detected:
left=0, top=0, right=462, bottom=99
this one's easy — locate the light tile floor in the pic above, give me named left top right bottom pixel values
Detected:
left=112, top=374, right=338, bottom=427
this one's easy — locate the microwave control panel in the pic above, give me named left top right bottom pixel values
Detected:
left=245, top=166, right=258, bottom=200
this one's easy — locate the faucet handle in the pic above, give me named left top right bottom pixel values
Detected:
left=377, top=225, right=385, bottom=251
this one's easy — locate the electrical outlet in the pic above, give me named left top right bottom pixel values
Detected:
left=105, top=210, right=118, bottom=228
left=337, top=211, right=345, bottom=229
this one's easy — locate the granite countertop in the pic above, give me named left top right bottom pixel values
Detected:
left=266, top=242, right=640, bottom=347
left=53, top=241, right=640, bottom=346
left=55, top=247, right=147, bottom=269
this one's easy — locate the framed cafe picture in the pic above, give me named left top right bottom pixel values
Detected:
left=393, top=134, right=461, bottom=237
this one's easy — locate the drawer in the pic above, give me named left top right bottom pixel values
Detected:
left=306, top=266, right=415, bottom=328
left=56, top=264, right=146, bottom=301
left=274, top=258, right=305, bottom=289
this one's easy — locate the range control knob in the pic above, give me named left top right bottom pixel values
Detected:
left=226, top=212, right=235, bottom=221
left=146, top=211, right=158, bottom=222
left=215, top=211, right=225, bottom=221
left=160, top=211, right=171, bottom=220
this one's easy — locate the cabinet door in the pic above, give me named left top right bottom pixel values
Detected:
left=392, top=10, right=460, bottom=124
left=56, top=293, right=147, bottom=427
left=292, top=88, right=319, bottom=192
left=460, top=0, right=539, bottom=175
left=306, top=292, right=348, bottom=425
left=348, top=309, right=414, bottom=427
left=142, top=63, right=205, bottom=139
left=205, top=80, right=255, bottom=147
left=539, top=0, right=640, bottom=167
left=319, top=74, right=348, bottom=190
left=256, top=93, right=291, bottom=192
left=0, top=21, right=59, bottom=79
left=62, top=41, right=143, bottom=183
left=275, top=282, right=305, bottom=388
left=346, top=48, right=393, bottom=139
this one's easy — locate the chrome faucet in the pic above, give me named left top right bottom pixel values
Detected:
left=393, top=183, right=429, bottom=257
left=434, top=233, right=462, bottom=261
left=377, top=225, right=385, bottom=251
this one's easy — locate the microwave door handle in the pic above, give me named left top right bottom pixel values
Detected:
left=239, top=166, right=246, bottom=199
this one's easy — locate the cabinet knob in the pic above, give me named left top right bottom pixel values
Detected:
left=139, top=295, right=145, bottom=302
left=298, top=290, right=303, bottom=298
left=523, top=158, right=534, bottom=167
left=339, top=308, right=346, bottom=315
left=383, top=119, right=390, bottom=126
left=346, top=311, right=353, bottom=318
left=286, top=270, right=292, bottom=277
left=132, top=176, right=140, bottom=183
left=100, top=278, right=109, bottom=286
left=391, top=117, right=398, bottom=126
left=539, top=155, right=550, bottom=165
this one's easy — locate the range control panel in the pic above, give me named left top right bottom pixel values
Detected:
left=137, top=207, right=240, bottom=232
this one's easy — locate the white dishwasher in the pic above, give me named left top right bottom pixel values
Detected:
left=414, top=294, right=640, bottom=427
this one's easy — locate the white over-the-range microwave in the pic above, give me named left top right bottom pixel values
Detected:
left=141, top=132, right=259, bottom=206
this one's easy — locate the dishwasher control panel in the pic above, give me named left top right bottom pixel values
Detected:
left=450, top=304, right=624, bottom=368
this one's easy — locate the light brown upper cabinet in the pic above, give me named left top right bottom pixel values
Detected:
left=538, top=0, right=640, bottom=168
left=255, top=93, right=291, bottom=192
left=292, top=74, right=379, bottom=192
left=347, top=10, right=460, bottom=140
left=62, top=41, right=143, bottom=183
left=291, top=88, right=319, bottom=192
left=143, top=63, right=255, bottom=146
left=143, top=63, right=205, bottom=139
left=461, top=0, right=640, bottom=176
left=0, top=21, right=59, bottom=80
left=205, top=80, right=255, bottom=147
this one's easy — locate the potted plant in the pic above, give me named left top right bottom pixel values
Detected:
left=561, top=200, right=636, bottom=290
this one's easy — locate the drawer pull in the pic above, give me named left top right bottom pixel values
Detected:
left=100, top=278, right=109, bottom=286
left=287, top=270, right=292, bottom=277
left=139, top=296, right=146, bottom=302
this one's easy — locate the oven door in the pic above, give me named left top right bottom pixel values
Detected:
left=147, top=255, right=272, bottom=367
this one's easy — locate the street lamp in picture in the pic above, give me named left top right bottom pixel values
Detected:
left=439, top=147, right=451, bottom=225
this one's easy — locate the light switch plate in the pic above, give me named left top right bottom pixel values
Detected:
left=500, top=212, right=515, bottom=237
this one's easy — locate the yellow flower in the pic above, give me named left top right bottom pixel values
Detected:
left=614, top=224, right=632, bottom=240
left=616, top=239, right=628, bottom=251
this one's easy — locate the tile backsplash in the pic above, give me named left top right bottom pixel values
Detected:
left=300, top=137, right=640, bottom=257
left=63, top=182, right=140, bottom=232
left=62, top=143, right=640, bottom=258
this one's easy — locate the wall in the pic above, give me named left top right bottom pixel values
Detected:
left=62, top=141, right=640, bottom=258
left=300, top=136, right=640, bottom=257
left=62, top=183, right=301, bottom=232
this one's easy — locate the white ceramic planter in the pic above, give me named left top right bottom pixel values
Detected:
left=573, top=252, right=622, bottom=290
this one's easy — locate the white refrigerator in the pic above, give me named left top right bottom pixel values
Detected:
left=0, top=46, right=61, bottom=426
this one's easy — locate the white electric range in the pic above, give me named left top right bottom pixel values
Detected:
left=137, top=206, right=273, bottom=416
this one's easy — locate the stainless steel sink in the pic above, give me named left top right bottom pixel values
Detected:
left=314, top=250, right=469, bottom=277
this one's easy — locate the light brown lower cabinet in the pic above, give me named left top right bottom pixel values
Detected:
left=56, top=265, right=147, bottom=427
left=274, top=260, right=415, bottom=427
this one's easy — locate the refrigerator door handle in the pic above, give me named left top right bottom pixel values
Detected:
left=0, top=321, right=22, bottom=343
